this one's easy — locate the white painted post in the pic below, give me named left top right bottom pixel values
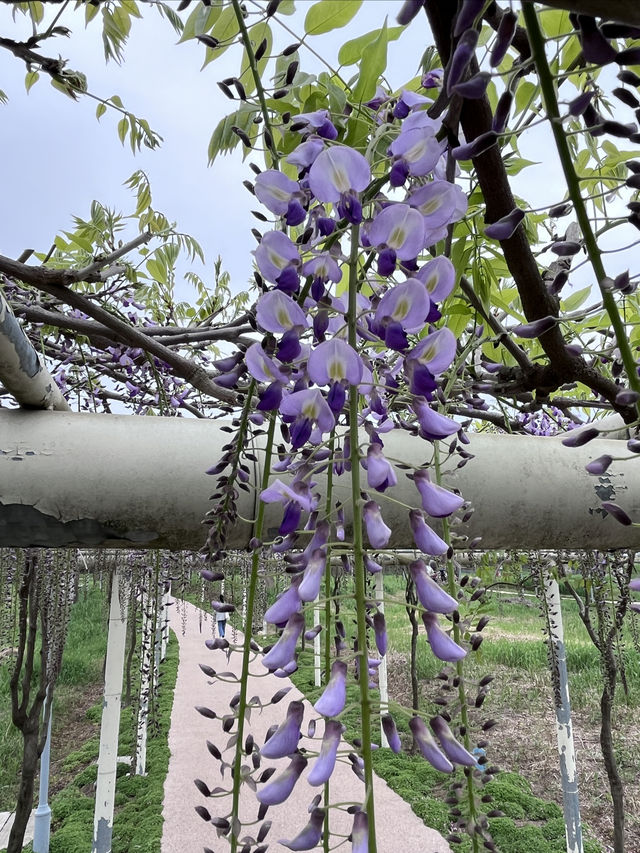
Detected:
left=543, top=570, right=583, bottom=853
left=313, top=598, right=321, bottom=688
left=161, top=581, right=170, bottom=662
left=136, top=591, right=152, bottom=777
left=376, top=573, right=389, bottom=747
left=32, top=695, right=52, bottom=852
left=93, top=571, right=128, bottom=853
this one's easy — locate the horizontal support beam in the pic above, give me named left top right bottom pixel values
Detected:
left=1, top=409, right=638, bottom=551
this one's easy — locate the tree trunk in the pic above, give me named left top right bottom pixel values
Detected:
left=7, top=726, right=40, bottom=853
left=600, top=681, right=625, bottom=853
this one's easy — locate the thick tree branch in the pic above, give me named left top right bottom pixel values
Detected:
left=523, top=0, right=640, bottom=27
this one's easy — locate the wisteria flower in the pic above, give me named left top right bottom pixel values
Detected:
left=254, top=170, right=307, bottom=226
left=413, top=397, right=460, bottom=439
left=308, top=146, right=371, bottom=224
left=314, top=660, right=347, bottom=717
left=256, top=754, right=308, bottom=805
left=422, top=611, right=467, bottom=662
left=409, top=715, right=453, bottom=772
left=307, top=339, right=364, bottom=385
left=413, top=469, right=464, bottom=517
left=409, top=509, right=449, bottom=556
left=374, top=279, right=432, bottom=344
left=260, top=700, right=305, bottom=759
left=280, top=807, right=325, bottom=850
left=262, top=612, right=305, bottom=671
left=388, top=127, right=443, bottom=185
left=293, top=109, right=338, bottom=140
left=286, top=137, right=325, bottom=170
left=260, top=478, right=315, bottom=513
left=393, top=88, right=431, bottom=119
left=280, top=388, right=335, bottom=448
left=256, top=289, right=308, bottom=334
left=302, top=253, right=342, bottom=301
left=351, top=811, right=369, bottom=853
left=410, top=559, right=458, bottom=613
left=254, top=231, right=302, bottom=292
left=381, top=714, right=402, bottom=753
left=368, top=205, right=426, bottom=274
left=405, top=327, right=457, bottom=397
left=298, top=548, right=327, bottom=602
left=245, top=342, right=288, bottom=384
left=366, top=442, right=398, bottom=492
left=415, top=255, right=456, bottom=302
left=264, top=575, right=303, bottom=625
left=363, top=500, right=392, bottom=548
left=430, top=715, right=476, bottom=766
left=307, top=719, right=345, bottom=786
left=407, top=181, right=468, bottom=232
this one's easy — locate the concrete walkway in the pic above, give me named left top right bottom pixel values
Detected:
left=0, top=811, right=34, bottom=850
left=161, top=600, right=451, bottom=853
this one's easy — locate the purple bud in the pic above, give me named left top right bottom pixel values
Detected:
left=484, top=207, right=525, bottom=240
left=490, top=10, right=517, bottom=67
left=451, top=130, right=498, bottom=161
left=601, top=502, right=632, bottom=526
left=256, top=754, right=307, bottom=805
left=585, top=455, right=613, bottom=476
left=422, top=611, right=467, bottom=662
left=616, top=389, right=640, bottom=406
left=381, top=714, right=402, bottom=753
left=373, top=612, right=387, bottom=656
left=616, top=46, right=640, bottom=66
left=396, top=0, right=424, bottom=25
left=551, top=240, right=581, bottom=256
left=452, top=72, right=491, bottom=99
left=430, top=715, right=476, bottom=766
left=578, top=16, right=617, bottom=66
left=409, top=715, right=453, bottom=772
left=447, top=29, right=479, bottom=95
left=314, top=660, right=347, bottom=717
left=307, top=720, right=344, bottom=786
left=562, top=427, right=599, bottom=447
left=260, top=701, right=305, bottom=759
left=279, top=808, right=325, bottom=850
left=512, top=316, right=556, bottom=338
left=410, top=559, right=458, bottom=613
left=351, top=811, right=369, bottom=853
left=568, top=90, right=594, bottom=116
left=492, top=90, right=513, bottom=133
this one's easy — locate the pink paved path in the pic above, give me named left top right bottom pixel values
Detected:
left=161, top=600, right=451, bottom=853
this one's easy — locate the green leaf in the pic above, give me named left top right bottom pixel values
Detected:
left=338, top=25, right=403, bottom=66
left=304, top=0, right=362, bottom=36
left=514, top=79, right=537, bottom=116
left=117, top=116, right=128, bottom=144
left=351, top=20, right=388, bottom=104
left=178, top=2, right=221, bottom=43
left=146, top=258, right=167, bottom=285
left=25, top=70, right=39, bottom=93
left=95, top=102, right=107, bottom=120
left=85, top=2, right=100, bottom=24
left=562, top=286, right=591, bottom=312
left=238, top=21, right=272, bottom=97
left=207, top=103, right=257, bottom=164
left=504, top=157, right=538, bottom=176
left=200, top=3, right=240, bottom=66
left=0, top=90, right=7, bottom=105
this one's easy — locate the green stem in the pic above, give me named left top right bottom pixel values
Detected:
left=230, top=413, right=277, bottom=853
left=347, top=224, right=377, bottom=852
left=433, top=445, right=479, bottom=853
left=231, top=0, right=279, bottom=169
left=522, top=3, right=640, bottom=409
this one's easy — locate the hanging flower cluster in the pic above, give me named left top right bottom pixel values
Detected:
left=200, top=83, right=485, bottom=845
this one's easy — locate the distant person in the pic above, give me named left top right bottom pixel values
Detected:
left=216, top=594, right=227, bottom=638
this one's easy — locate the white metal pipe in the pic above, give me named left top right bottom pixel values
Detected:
left=32, top=695, right=52, bottom=853
left=93, top=571, right=128, bottom=853
left=0, top=291, right=69, bottom=411
left=135, top=592, right=152, bottom=778
left=375, top=573, right=389, bottom=748
left=2, top=409, right=640, bottom=550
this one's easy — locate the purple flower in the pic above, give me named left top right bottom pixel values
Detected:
left=410, top=559, right=458, bottom=613
left=260, top=479, right=315, bottom=512
left=415, top=256, right=456, bottom=303
left=351, top=811, right=369, bottom=853
left=363, top=501, right=392, bottom=548
left=256, top=753, right=308, bottom=805
left=307, top=339, right=364, bottom=385
left=410, top=510, right=449, bottom=556
left=264, top=575, right=303, bottom=625
left=414, top=469, right=464, bottom=517
left=245, top=342, right=288, bottom=384
left=256, top=289, right=308, bottom=333
left=293, top=109, right=338, bottom=140
left=422, top=611, right=467, bottom=662
left=405, top=327, right=457, bottom=396
left=446, top=28, right=479, bottom=95
left=373, top=612, right=387, bottom=656
left=314, top=660, right=347, bottom=717
left=452, top=71, right=490, bottom=99
left=451, top=130, right=498, bottom=160
left=397, top=0, right=425, bottom=25
left=280, top=807, right=325, bottom=850
left=368, top=205, right=426, bottom=268
left=485, top=207, right=525, bottom=240
left=561, top=427, right=599, bottom=447
left=629, top=578, right=640, bottom=592
left=585, top=454, right=613, bottom=476
left=366, top=442, right=398, bottom=492
left=261, top=700, right=305, bottom=759
left=409, top=716, right=453, bottom=772
left=601, top=502, right=632, bottom=526
left=512, top=315, right=556, bottom=339
left=307, top=719, right=344, bottom=786
left=262, top=612, right=305, bottom=671
left=299, top=549, right=327, bottom=602
left=302, top=253, right=342, bottom=300
left=381, top=714, right=402, bottom=753
left=407, top=181, right=468, bottom=231
left=430, top=715, right=476, bottom=766
left=255, top=231, right=302, bottom=290
left=308, top=146, right=371, bottom=224
left=255, top=170, right=307, bottom=226
left=490, top=9, right=517, bottom=67
left=422, top=68, right=443, bottom=89
left=393, top=88, right=432, bottom=118
left=389, top=129, right=443, bottom=184
left=280, top=388, right=336, bottom=448
left=374, top=279, right=431, bottom=334
left=287, top=137, right=325, bottom=169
